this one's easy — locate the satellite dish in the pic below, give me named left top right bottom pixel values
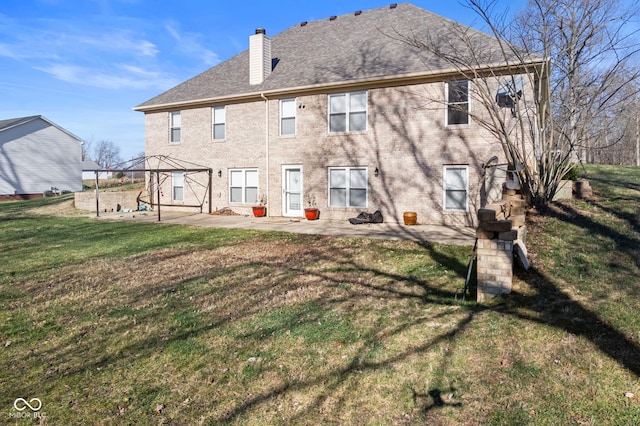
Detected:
left=506, top=164, right=524, bottom=190
left=506, top=174, right=520, bottom=190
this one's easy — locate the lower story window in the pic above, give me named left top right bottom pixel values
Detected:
left=329, top=167, right=367, bottom=207
left=443, top=165, right=468, bottom=211
left=173, top=171, right=184, bottom=202
left=230, top=169, right=258, bottom=204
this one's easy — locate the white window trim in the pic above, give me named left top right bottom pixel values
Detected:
left=229, top=168, right=258, bottom=205
left=443, top=165, right=469, bottom=212
left=445, top=81, right=471, bottom=126
left=212, top=106, right=226, bottom=141
left=328, top=91, right=368, bottom=134
left=172, top=171, right=184, bottom=202
left=280, top=98, right=296, bottom=136
left=328, top=166, right=368, bottom=208
left=170, top=111, right=181, bottom=143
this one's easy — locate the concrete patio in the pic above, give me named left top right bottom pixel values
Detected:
left=93, top=210, right=476, bottom=246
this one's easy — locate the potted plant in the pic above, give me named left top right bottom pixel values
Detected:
left=252, top=194, right=267, bottom=217
left=403, top=211, right=417, bottom=225
left=304, top=193, right=320, bottom=220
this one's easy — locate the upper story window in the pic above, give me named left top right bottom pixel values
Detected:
left=229, top=168, right=258, bottom=204
left=280, top=98, right=296, bottom=136
left=443, top=165, right=468, bottom=211
left=328, top=167, right=367, bottom=208
left=170, top=111, right=181, bottom=143
left=172, top=171, right=184, bottom=202
left=446, top=81, right=470, bottom=126
left=212, top=106, right=226, bottom=140
left=329, top=91, right=367, bottom=133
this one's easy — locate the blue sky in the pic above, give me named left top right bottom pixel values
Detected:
left=0, top=0, right=526, bottom=162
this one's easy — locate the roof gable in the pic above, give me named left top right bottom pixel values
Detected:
left=136, top=3, right=532, bottom=111
left=82, top=159, right=103, bottom=171
left=0, top=116, right=41, bottom=132
left=0, top=115, right=85, bottom=144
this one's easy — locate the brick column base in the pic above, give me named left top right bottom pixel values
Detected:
left=477, top=239, right=514, bottom=302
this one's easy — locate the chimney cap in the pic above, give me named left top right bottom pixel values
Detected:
left=255, top=28, right=266, bottom=35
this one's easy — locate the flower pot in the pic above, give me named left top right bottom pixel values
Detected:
left=304, top=207, right=320, bottom=220
left=252, top=206, right=266, bottom=217
left=403, top=211, right=417, bottom=225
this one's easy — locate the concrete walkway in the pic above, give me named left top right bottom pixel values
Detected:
left=94, top=210, right=476, bottom=246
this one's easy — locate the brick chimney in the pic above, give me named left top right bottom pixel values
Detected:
left=250, top=28, right=271, bottom=85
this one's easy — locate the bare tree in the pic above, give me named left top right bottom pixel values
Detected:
left=396, top=0, right=639, bottom=207
left=93, top=140, right=123, bottom=169
left=394, top=1, right=552, bottom=207
left=516, top=0, right=640, bottom=167
left=636, top=93, right=640, bottom=166
left=81, top=139, right=92, bottom=161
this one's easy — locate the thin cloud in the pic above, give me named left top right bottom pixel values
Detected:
left=34, top=63, right=179, bottom=90
left=76, top=30, right=159, bottom=57
left=165, top=22, right=220, bottom=66
left=0, top=43, right=20, bottom=59
left=0, top=13, right=170, bottom=89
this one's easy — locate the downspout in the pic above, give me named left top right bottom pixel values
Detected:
left=261, top=93, right=270, bottom=217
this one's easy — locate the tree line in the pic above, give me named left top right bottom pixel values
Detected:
left=404, top=0, right=639, bottom=206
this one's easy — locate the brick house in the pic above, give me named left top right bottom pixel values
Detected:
left=135, top=3, right=543, bottom=226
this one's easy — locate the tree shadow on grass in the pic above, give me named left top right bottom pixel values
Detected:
left=6, top=195, right=640, bottom=423
left=547, top=201, right=640, bottom=268
left=507, top=265, right=640, bottom=377
left=218, top=306, right=479, bottom=424
left=587, top=197, right=640, bottom=237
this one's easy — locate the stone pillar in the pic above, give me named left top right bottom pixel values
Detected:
left=475, top=182, right=529, bottom=303
left=477, top=239, right=514, bottom=302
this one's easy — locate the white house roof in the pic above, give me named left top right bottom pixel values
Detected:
left=0, top=115, right=85, bottom=144
left=82, top=159, right=103, bottom=171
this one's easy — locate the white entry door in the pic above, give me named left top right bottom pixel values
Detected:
left=282, top=165, right=303, bottom=217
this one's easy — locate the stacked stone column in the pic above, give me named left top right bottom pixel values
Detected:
left=475, top=185, right=527, bottom=302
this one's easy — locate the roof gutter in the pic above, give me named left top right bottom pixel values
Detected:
left=133, top=60, right=547, bottom=113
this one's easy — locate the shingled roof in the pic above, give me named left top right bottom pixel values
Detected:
left=0, top=115, right=84, bottom=143
left=0, top=116, right=41, bottom=132
left=135, top=3, right=533, bottom=111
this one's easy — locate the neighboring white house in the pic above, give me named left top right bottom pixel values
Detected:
left=82, top=159, right=113, bottom=180
left=0, top=115, right=83, bottom=199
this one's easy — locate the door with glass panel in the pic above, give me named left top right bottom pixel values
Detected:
left=282, top=166, right=303, bottom=217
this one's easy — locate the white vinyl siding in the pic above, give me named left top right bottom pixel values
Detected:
left=446, top=81, right=470, bottom=126
left=0, top=117, right=82, bottom=195
left=172, top=171, right=184, bottom=201
left=229, top=169, right=258, bottom=204
left=280, top=99, right=296, bottom=135
left=328, top=91, right=367, bottom=133
left=212, top=106, right=225, bottom=140
left=329, top=167, right=367, bottom=208
left=170, top=111, right=181, bottom=143
left=443, top=166, right=469, bottom=211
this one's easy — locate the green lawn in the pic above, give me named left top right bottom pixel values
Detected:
left=1, top=165, right=639, bottom=425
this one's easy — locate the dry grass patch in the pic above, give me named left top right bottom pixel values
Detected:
left=2, top=224, right=474, bottom=424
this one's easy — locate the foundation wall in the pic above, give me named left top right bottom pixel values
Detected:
left=74, top=190, right=141, bottom=213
